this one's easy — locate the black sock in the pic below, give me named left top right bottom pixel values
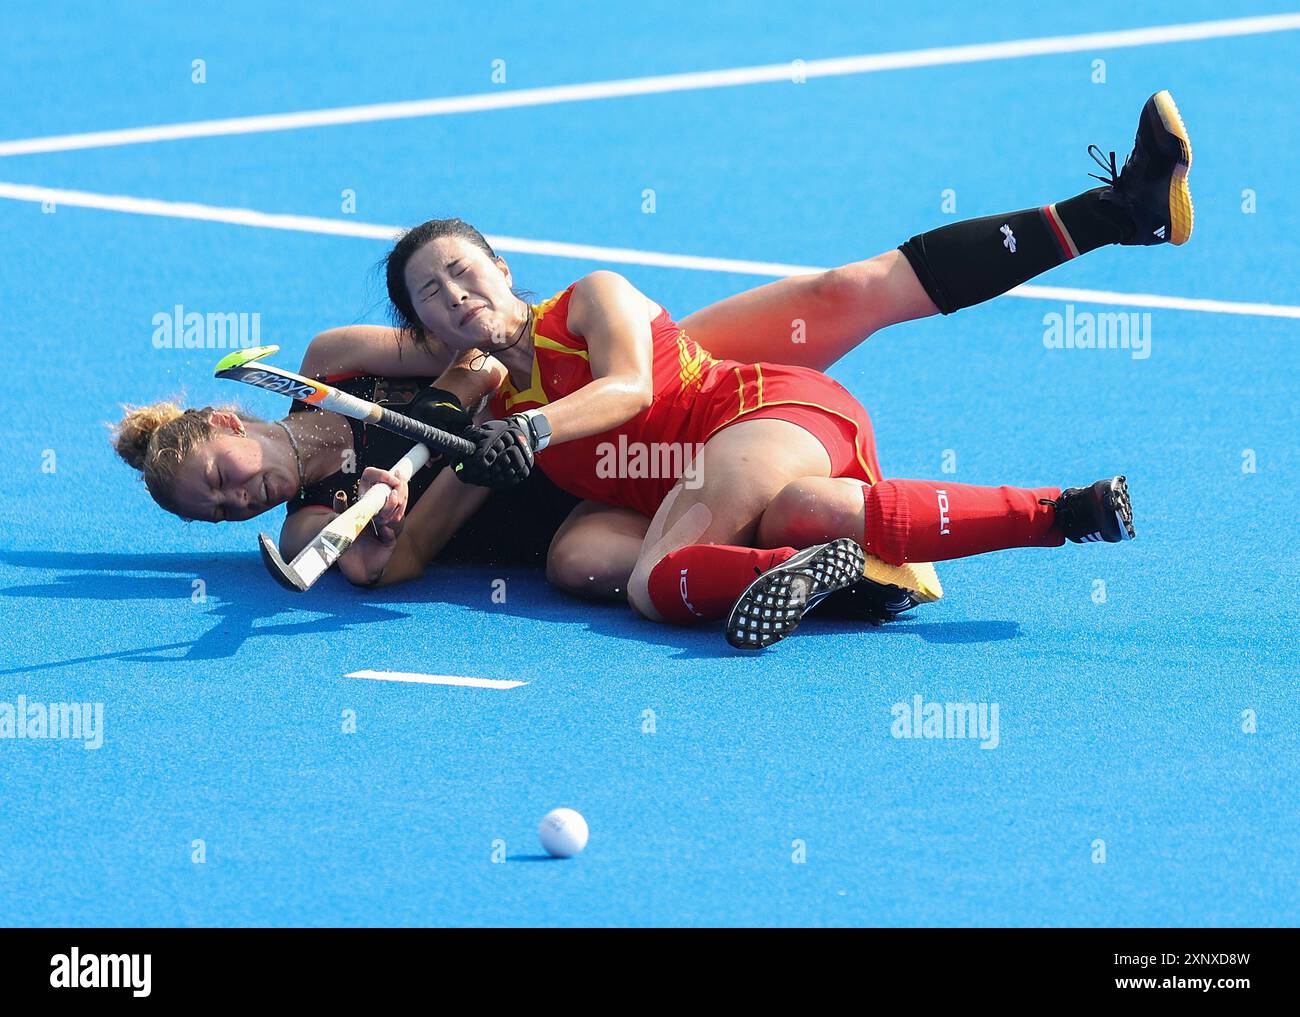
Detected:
left=898, top=187, right=1132, bottom=315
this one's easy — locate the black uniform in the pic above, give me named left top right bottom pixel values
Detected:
left=287, top=374, right=580, bottom=567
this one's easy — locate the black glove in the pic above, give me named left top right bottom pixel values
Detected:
left=404, top=386, right=473, bottom=445
left=454, top=416, right=536, bottom=489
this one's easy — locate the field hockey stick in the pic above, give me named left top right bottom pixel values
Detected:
left=213, top=345, right=477, bottom=459
left=214, top=345, right=475, bottom=589
left=257, top=443, right=431, bottom=592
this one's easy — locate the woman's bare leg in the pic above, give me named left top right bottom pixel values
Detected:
left=680, top=89, right=1184, bottom=373
left=680, top=250, right=937, bottom=371
left=626, top=419, right=833, bottom=621
left=546, top=500, right=650, bottom=601
left=755, top=477, right=868, bottom=548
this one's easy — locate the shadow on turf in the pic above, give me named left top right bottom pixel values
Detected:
left=861, top=619, right=1022, bottom=644
left=0, top=550, right=411, bottom=675
left=0, top=551, right=1020, bottom=673
left=383, top=563, right=1024, bottom=654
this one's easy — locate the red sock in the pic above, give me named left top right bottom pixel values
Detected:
left=647, top=545, right=797, bottom=623
left=863, top=479, right=1064, bottom=564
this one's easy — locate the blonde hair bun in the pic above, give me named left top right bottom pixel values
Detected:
left=112, top=402, right=184, bottom=471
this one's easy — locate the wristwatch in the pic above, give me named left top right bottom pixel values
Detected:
left=519, top=409, right=553, bottom=451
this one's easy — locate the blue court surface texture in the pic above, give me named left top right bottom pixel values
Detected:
left=1, top=2, right=1297, bottom=927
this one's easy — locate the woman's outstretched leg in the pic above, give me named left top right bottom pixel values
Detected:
left=681, top=250, right=937, bottom=371
left=725, top=474, right=1135, bottom=648
left=758, top=475, right=1135, bottom=566
left=682, top=91, right=1192, bottom=371
left=625, top=423, right=1135, bottom=631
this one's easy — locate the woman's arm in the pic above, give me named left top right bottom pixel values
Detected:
left=299, top=325, right=507, bottom=410
left=299, top=325, right=446, bottom=378
left=279, top=505, right=337, bottom=560
left=366, top=467, right=493, bottom=587
left=537, top=271, right=655, bottom=443
left=278, top=502, right=406, bottom=587
left=439, top=348, right=509, bottom=414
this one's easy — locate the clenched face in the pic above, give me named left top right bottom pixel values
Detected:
left=170, top=430, right=298, bottom=522
left=403, top=236, right=525, bottom=352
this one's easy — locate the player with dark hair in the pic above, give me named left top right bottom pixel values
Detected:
left=371, top=91, right=1186, bottom=645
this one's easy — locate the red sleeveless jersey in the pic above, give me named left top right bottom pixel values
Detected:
left=491, top=283, right=881, bottom=519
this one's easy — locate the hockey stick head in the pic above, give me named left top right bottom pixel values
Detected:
left=214, top=347, right=474, bottom=458
left=215, top=346, right=330, bottom=405
left=213, top=345, right=280, bottom=373
left=258, top=531, right=310, bottom=592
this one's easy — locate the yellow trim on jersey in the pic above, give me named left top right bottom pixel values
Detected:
left=730, top=365, right=767, bottom=423
left=503, top=352, right=548, bottom=411
left=500, top=289, right=586, bottom=411
left=733, top=367, right=747, bottom=414
left=677, top=331, right=713, bottom=391
left=535, top=334, right=589, bottom=360
left=533, top=289, right=565, bottom=322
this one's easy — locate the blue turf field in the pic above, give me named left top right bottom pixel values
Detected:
left=1, top=2, right=1298, bottom=926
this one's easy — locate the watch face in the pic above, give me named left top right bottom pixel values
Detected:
left=529, top=412, right=552, bottom=447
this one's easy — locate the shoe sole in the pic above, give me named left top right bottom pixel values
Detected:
left=725, top=538, right=865, bottom=649
left=1110, top=475, right=1136, bottom=541
left=1153, top=89, right=1194, bottom=246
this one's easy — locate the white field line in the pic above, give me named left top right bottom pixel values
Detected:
left=3, top=180, right=1298, bottom=320
left=1, top=14, right=1298, bottom=157
left=346, top=669, right=527, bottom=689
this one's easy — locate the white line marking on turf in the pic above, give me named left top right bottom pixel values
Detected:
left=3, top=181, right=1299, bottom=320
left=347, top=669, right=527, bottom=689
left=1004, top=283, right=1300, bottom=319
left=1, top=14, right=1298, bottom=156
left=0, top=181, right=404, bottom=240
